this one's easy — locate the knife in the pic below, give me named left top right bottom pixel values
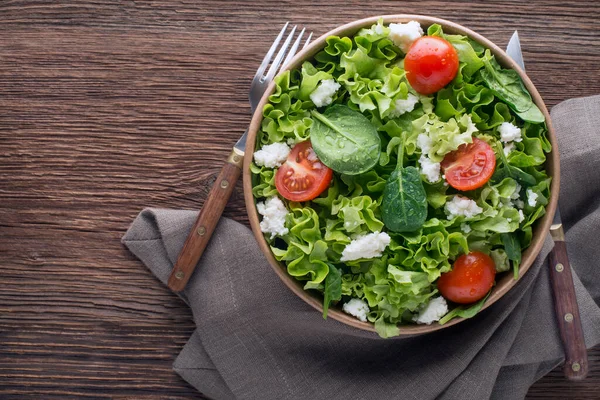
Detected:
left=506, top=31, right=588, bottom=380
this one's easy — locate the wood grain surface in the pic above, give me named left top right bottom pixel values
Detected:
left=0, top=0, right=599, bottom=398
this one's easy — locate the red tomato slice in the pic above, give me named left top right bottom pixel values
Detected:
left=441, top=137, right=496, bottom=191
left=275, top=141, right=333, bottom=202
left=438, top=251, right=496, bottom=304
left=404, top=36, right=459, bottom=95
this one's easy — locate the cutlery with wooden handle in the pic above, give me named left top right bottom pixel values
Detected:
left=167, top=24, right=311, bottom=292
left=507, top=31, right=587, bottom=380
left=548, top=209, right=588, bottom=380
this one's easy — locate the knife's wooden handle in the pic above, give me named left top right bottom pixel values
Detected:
left=167, top=149, right=243, bottom=292
left=547, top=240, right=588, bottom=380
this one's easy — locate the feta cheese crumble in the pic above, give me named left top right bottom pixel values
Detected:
left=445, top=196, right=483, bottom=220
left=309, top=79, right=341, bottom=108
left=342, top=298, right=370, bottom=322
left=503, top=142, right=515, bottom=156
left=519, top=209, right=525, bottom=223
left=340, top=231, right=391, bottom=262
left=388, top=21, right=423, bottom=53
left=414, top=297, right=448, bottom=325
left=417, top=133, right=433, bottom=154
left=256, top=197, right=289, bottom=239
left=460, top=223, right=472, bottom=233
left=253, top=142, right=291, bottom=168
left=498, top=122, right=522, bottom=143
left=389, top=93, right=419, bottom=118
left=419, top=155, right=441, bottom=183
left=527, top=188, right=538, bottom=207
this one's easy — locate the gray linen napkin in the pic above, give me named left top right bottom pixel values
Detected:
left=122, top=95, right=600, bottom=400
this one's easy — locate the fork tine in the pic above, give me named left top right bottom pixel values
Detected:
left=302, top=32, right=313, bottom=50
left=263, top=25, right=297, bottom=83
left=253, top=22, right=289, bottom=81
left=281, top=27, right=305, bottom=70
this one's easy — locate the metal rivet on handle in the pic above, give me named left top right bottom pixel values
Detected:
left=220, top=179, right=229, bottom=189
left=233, top=155, right=240, bottom=162
left=564, top=313, right=574, bottom=323
left=197, top=226, right=206, bottom=236
left=572, top=362, right=581, bottom=372
left=175, top=271, right=185, bottom=280
left=555, top=263, right=564, bottom=272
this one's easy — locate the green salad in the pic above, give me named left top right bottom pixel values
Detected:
left=250, top=20, right=551, bottom=338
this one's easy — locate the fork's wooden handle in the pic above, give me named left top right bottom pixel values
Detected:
left=548, top=239, right=589, bottom=380
left=167, top=149, right=244, bottom=292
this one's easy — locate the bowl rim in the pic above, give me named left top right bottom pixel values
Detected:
left=243, top=14, right=560, bottom=336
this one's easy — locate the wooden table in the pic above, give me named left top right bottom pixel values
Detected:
left=1, top=1, right=599, bottom=398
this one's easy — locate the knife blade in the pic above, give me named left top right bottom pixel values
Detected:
left=506, top=31, right=525, bottom=71
left=506, top=32, right=588, bottom=380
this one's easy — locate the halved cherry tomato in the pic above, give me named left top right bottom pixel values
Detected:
left=275, top=141, right=333, bottom=202
left=438, top=251, right=496, bottom=304
left=441, top=137, right=496, bottom=191
left=404, top=36, right=459, bottom=95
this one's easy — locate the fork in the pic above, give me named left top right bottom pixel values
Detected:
left=167, top=24, right=312, bottom=292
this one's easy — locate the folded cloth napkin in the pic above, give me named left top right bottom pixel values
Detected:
left=122, top=95, right=600, bottom=400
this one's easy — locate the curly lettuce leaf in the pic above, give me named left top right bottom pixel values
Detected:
left=412, top=113, right=477, bottom=162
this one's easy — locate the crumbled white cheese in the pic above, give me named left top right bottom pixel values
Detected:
left=498, top=122, right=522, bottom=143
left=461, top=223, right=472, bottom=233
left=527, top=189, right=538, bottom=207
left=514, top=199, right=525, bottom=209
left=415, top=297, right=448, bottom=325
left=342, top=298, right=370, bottom=322
left=388, top=21, right=423, bottom=53
left=389, top=93, right=420, bottom=118
left=253, top=142, right=291, bottom=168
left=340, top=231, right=391, bottom=262
left=503, top=142, right=515, bottom=156
left=417, top=133, right=433, bottom=154
left=419, top=155, right=441, bottom=183
left=310, top=79, right=341, bottom=108
left=256, top=197, right=289, bottom=239
left=445, top=196, right=483, bottom=219
left=287, top=137, right=298, bottom=146
left=519, top=209, right=525, bottom=223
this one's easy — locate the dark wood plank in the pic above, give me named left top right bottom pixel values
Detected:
left=0, top=0, right=599, bottom=398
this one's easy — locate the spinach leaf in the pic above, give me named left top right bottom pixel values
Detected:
left=501, top=233, right=522, bottom=280
left=492, top=140, right=537, bottom=187
left=322, top=265, right=342, bottom=319
left=381, top=135, right=428, bottom=232
left=479, top=54, right=545, bottom=124
left=310, top=105, right=381, bottom=175
left=514, top=104, right=545, bottom=125
left=439, top=291, right=491, bottom=325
